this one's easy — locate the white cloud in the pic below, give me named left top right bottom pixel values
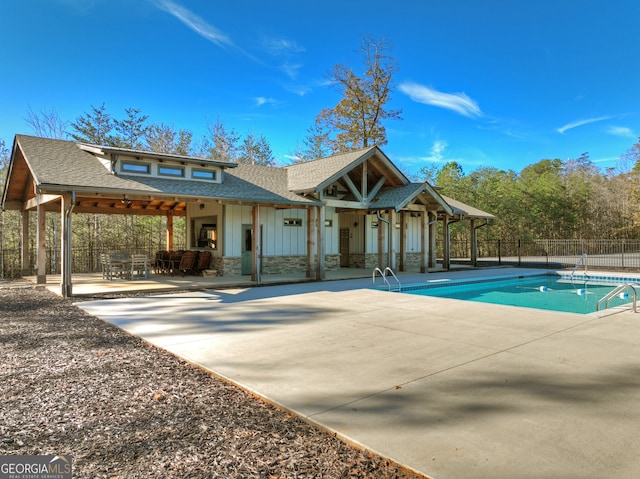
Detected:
left=427, top=139, right=448, bottom=162
left=557, top=115, right=612, bottom=134
left=399, top=82, right=482, bottom=118
left=607, top=125, right=635, bottom=138
left=151, top=0, right=234, bottom=49
left=264, top=38, right=305, bottom=54
left=255, top=97, right=277, bottom=107
left=280, top=62, right=303, bottom=80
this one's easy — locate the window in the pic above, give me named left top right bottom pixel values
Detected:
left=121, top=161, right=150, bottom=174
left=192, top=168, right=216, bottom=180
left=324, top=219, right=333, bottom=227
left=284, top=218, right=302, bottom=227
left=158, top=165, right=185, bottom=177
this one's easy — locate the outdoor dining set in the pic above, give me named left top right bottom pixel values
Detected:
left=99, top=253, right=151, bottom=281
left=100, top=250, right=213, bottom=281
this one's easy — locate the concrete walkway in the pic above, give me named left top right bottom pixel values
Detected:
left=77, top=268, right=640, bottom=479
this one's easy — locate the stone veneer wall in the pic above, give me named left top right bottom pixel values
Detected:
left=401, top=253, right=422, bottom=269
left=216, top=255, right=341, bottom=276
left=349, top=253, right=387, bottom=269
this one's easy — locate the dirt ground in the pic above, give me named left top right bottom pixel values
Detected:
left=0, top=286, right=426, bottom=479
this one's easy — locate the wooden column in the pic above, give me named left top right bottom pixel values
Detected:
left=428, top=211, right=437, bottom=269
left=166, top=213, right=174, bottom=251
left=443, top=216, right=451, bottom=271
left=36, top=197, right=46, bottom=284
left=316, top=205, right=325, bottom=280
left=389, top=209, right=397, bottom=270
left=420, top=212, right=428, bottom=273
left=377, top=213, right=385, bottom=268
left=21, top=210, right=30, bottom=276
left=470, top=219, right=478, bottom=267
left=399, top=211, right=406, bottom=272
left=306, top=206, right=316, bottom=278
left=251, top=205, right=261, bottom=284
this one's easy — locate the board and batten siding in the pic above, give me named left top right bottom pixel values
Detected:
left=223, top=204, right=311, bottom=256
left=365, top=213, right=424, bottom=254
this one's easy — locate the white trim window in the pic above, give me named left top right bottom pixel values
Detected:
left=121, top=160, right=151, bottom=174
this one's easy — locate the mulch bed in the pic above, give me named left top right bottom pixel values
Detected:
left=0, top=286, right=427, bottom=479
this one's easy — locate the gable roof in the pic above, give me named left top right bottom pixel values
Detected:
left=369, top=183, right=454, bottom=215
left=286, top=146, right=409, bottom=193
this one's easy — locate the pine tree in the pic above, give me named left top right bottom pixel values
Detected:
left=70, top=103, right=116, bottom=145
left=316, top=36, right=401, bottom=153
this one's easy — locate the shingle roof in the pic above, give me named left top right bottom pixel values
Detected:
left=442, top=195, right=495, bottom=219
left=285, top=146, right=378, bottom=192
left=10, top=135, right=318, bottom=206
left=369, top=184, right=427, bottom=210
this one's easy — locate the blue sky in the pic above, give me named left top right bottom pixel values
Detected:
left=2, top=0, right=639, bottom=177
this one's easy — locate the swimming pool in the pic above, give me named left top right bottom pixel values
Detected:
left=397, top=274, right=636, bottom=314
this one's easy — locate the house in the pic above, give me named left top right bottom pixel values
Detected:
left=1, top=134, right=495, bottom=296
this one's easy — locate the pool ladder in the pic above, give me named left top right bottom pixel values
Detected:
left=596, top=283, right=639, bottom=312
left=373, top=267, right=402, bottom=292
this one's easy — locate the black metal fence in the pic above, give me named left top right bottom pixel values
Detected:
left=0, top=243, right=186, bottom=279
left=450, top=239, right=640, bottom=271
left=3, top=239, right=640, bottom=279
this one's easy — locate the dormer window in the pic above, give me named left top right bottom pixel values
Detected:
left=121, top=161, right=150, bottom=174
left=192, top=168, right=216, bottom=180
left=158, top=165, right=185, bottom=178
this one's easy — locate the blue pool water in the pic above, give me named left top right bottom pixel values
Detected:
left=399, top=275, right=633, bottom=314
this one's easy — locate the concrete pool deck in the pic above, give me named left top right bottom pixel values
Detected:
left=77, top=268, right=640, bottom=479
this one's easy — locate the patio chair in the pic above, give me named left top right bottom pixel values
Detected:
left=100, top=253, right=125, bottom=281
left=176, top=250, right=196, bottom=276
left=163, top=250, right=183, bottom=275
left=191, top=250, right=212, bottom=275
left=128, top=254, right=150, bottom=280
left=153, top=251, right=166, bottom=275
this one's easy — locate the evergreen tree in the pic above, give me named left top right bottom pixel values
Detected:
left=70, top=103, right=116, bottom=145
left=114, top=108, right=149, bottom=149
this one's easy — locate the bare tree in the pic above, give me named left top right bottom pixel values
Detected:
left=146, top=123, right=192, bottom=155
left=24, top=105, right=69, bottom=139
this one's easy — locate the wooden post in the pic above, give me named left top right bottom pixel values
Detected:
left=306, top=206, right=316, bottom=278
left=389, top=209, right=397, bottom=270
left=428, top=211, right=437, bottom=269
left=21, top=210, right=30, bottom=276
left=399, top=211, right=407, bottom=272
left=443, top=216, right=451, bottom=271
left=166, top=213, right=174, bottom=251
left=251, top=205, right=261, bottom=284
left=420, top=211, right=428, bottom=273
left=377, top=213, right=385, bottom=268
left=470, top=219, right=478, bottom=267
left=316, top=205, right=325, bottom=280
left=36, top=197, right=46, bottom=284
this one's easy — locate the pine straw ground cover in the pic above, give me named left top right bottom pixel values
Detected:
left=0, top=286, right=427, bottom=479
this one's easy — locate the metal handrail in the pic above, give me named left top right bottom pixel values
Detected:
left=570, top=253, right=587, bottom=281
left=372, top=267, right=390, bottom=290
left=384, top=267, right=402, bottom=292
left=372, top=267, right=401, bottom=291
left=596, top=283, right=639, bottom=312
